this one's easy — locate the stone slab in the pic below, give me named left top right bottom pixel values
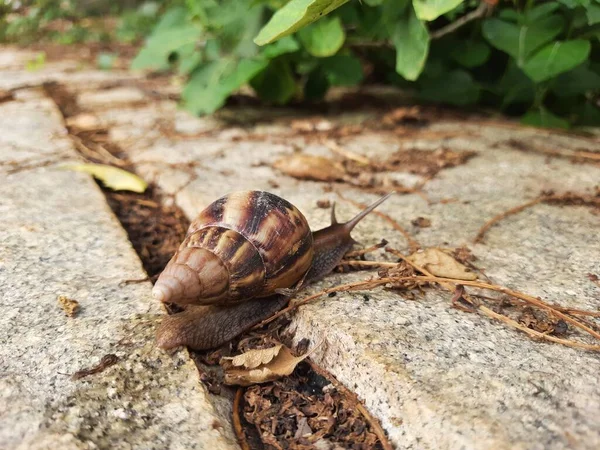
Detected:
left=93, top=95, right=600, bottom=449
left=5, top=45, right=599, bottom=449
left=0, top=88, right=237, bottom=449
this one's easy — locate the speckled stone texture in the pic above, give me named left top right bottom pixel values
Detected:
left=0, top=86, right=237, bottom=448
left=81, top=91, right=600, bottom=449
left=4, top=47, right=600, bottom=449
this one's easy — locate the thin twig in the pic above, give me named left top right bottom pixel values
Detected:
left=233, top=388, right=251, bottom=450
left=255, top=273, right=600, bottom=351
left=478, top=305, right=600, bottom=351
left=430, top=2, right=491, bottom=40
left=474, top=197, right=544, bottom=243
left=474, top=192, right=600, bottom=242
left=325, top=139, right=371, bottom=165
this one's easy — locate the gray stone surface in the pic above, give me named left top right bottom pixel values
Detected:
left=3, top=46, right=600, bottom=449
left=0, top=86, right=237, bottom=448
left=87, top=89, right=600, bottom=449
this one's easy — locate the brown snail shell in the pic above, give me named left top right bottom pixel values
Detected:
left=152, top=191, right=314, bottom=306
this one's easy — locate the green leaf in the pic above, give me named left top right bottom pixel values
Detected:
left=557, top=0, right=590, bottom=8
left=304, top=68, right=330, bottom=100
left=412, top=0, right=465, bottom=21
left=251, top=60, right=297, bottom=104
left=450, top=40, right=491, bottom=68
left=254, top=0, right=350, bottom=45
left=496, top=61, right=535, bottom=107
left=131, top=25, right=203, bottom=71
left=364, top=0, right=385, bottom=5
left=321, top=54, right=364, bottom=86
left=392, top=5, right=430, bottom=80
left=522, top=40, right=591, bottom=83
left=183, top=59, right=269, bottom=115
left=482, top=16, right=564, bottom=65
left=262, top=36, right=301, bottom=58
left=175, top=43, right=203, bottom=75
left=521, top=108, right=570, bottom=129
left=61, top=164, right=147, bottom=193
left=587, top=3, right=600, bottom=25
left=419, top=69, right=479, bottom=105
left=569, top=102, right=600, bottom=126
left=525, top=3, right=560, bottom=21
left=551, top=64, right=600, bottom=97
left=297, top=16, right=345, bottom=57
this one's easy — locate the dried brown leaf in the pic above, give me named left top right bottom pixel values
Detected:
left=222, top=344, right=312, bottom=386
left=273, top=155, right=346, bottom=182
left=408, top=248, right=477, bottom=281
left=222, top=344, right=283, bottom=369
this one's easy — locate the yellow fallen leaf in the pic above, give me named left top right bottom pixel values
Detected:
left=61, top=163, right=147, bottom=193
left=408, top=248, right=477, bottom=281
left=221, top=343, right=313, bottom=386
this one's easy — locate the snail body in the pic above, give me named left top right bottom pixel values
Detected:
left=154, top=190, right=393, bottom=350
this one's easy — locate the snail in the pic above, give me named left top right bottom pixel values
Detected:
left=153, top=190, right=393, bottom=350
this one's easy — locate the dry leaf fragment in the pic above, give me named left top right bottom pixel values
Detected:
left=408, top=248, right=477, bottom=281
left=411, top=217, right=431, bottom=228
left=60, top=163, right=147, bottom=193
left=66, top=113, right=102, bottom=130
left=57, top=295, right=80, bottom=317
left=317, top=199, right=332, bottom=209
left=273, top=154, right=346, bottom=182
left=222, top=344, right=283, bottom=369
left=221, top=344, right=312, bottom=386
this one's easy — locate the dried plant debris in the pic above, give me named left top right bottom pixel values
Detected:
left=378, top=147, right=477, bottom=177
left=71, top=354, right=119, bottom=380
left=505, top=138, right=600, bottom=164
left=57, top=295, right=80, bottom=317
left=273, top=154, right=346, bottom=182
left=407, top=248, right=477, bottom=281
left=221, top=343, right=313, bottom=386
left=411, top=217, right=431, bottom=228
left=236, top=363, right=387, bottom=449
left=381, top=106, right=428, bottom=126
left=65, top=113, right=102, bottom=131
left=474, top=190, right=600, bottom=243
left=316, top=199, right=332, bottom=209
left=518, top=307, right=568, bottom=336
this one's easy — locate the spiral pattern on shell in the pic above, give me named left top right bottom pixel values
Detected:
left=152, top=191, right=314, bottom=306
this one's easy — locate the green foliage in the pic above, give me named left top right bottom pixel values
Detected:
left=254, top=0, right=350, bottom=45
left=127, top=0, right=598, bottom=127
left=0, top=1, right=165, bottom=45
left=5, top=0, right=597, bottom=128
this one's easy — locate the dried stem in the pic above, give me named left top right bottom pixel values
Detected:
left=325, top=139, right=371, bottom=165
left=255, top=272, right=600, bottom=351
left=430, top=2, right=491, bottom=40
left=474, top=192, right=600, bottom=243
left=233, top=388, right=251, bottom=450
left=474, top=197, right=544, bottom=243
